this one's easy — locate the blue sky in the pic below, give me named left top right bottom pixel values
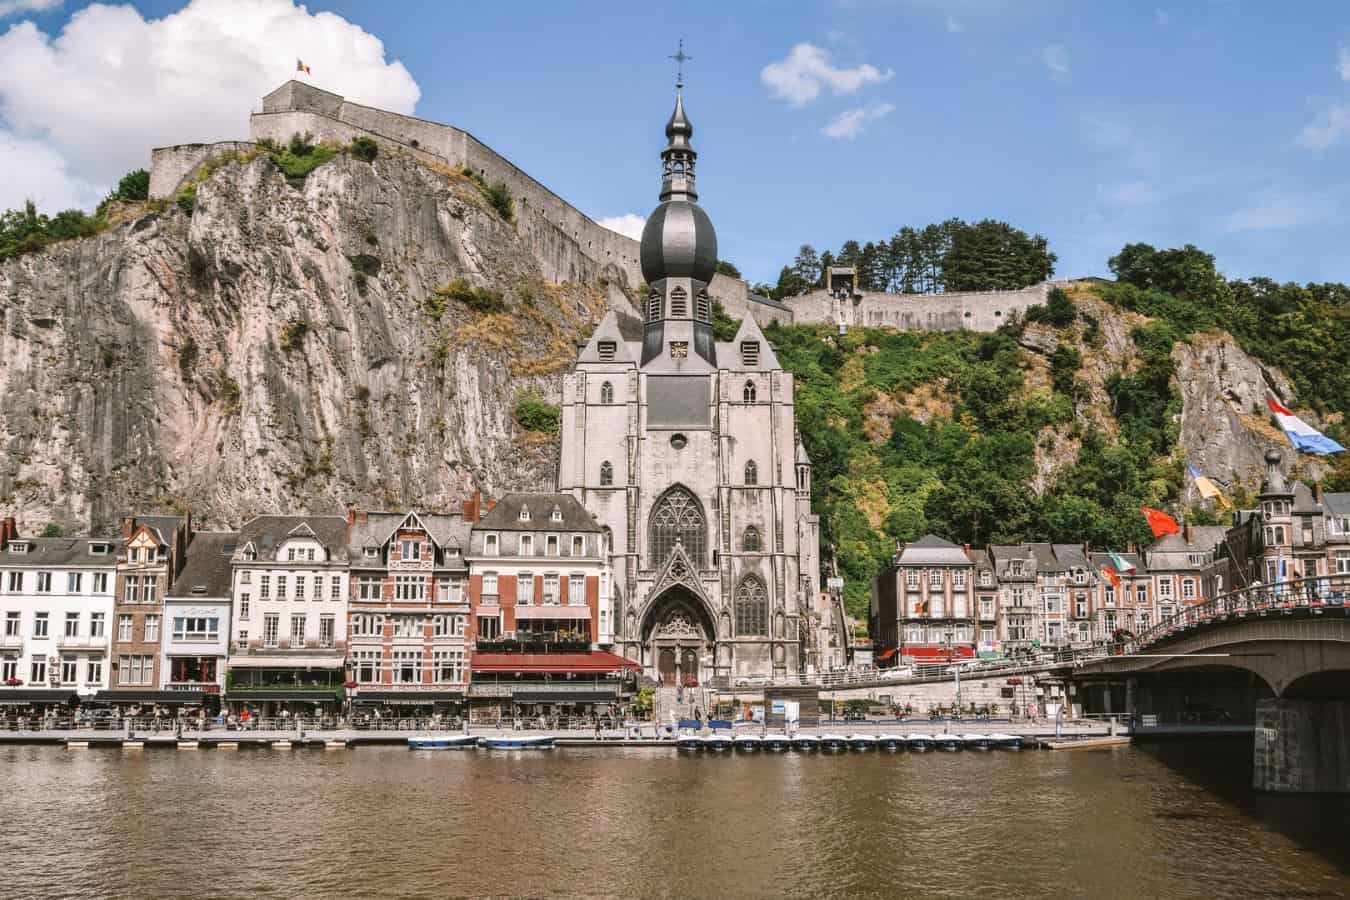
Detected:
left=5, top=0, right=1350, bottom=286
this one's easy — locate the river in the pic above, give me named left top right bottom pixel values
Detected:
left=0, top=739, right=1346, bottom=899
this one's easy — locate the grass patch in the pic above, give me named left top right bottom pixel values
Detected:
left=280, top=319, right=308, bottom=352
left=453, top=165, right=515, bottom=223
left=513, top=390, right=561, bottom=434
left=434, top=277, right=506, bottom=314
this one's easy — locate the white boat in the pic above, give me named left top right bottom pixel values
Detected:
left=676, top=734, right=703, bottom=752
left=847, top=733, right=879, bottom=751
left=961, top=733, right=993, bottom=751
left=935, top=732, right=962, bottom=752
left=906, top=734, right=933, bottom=752
left=819, top=733, right=848, bottom=752
left=762, top=733, right=791, bottom=752
left=877, top=734, right=905, bottom=752
left=478, top=735, right=555, bottom=750
left=989, top=733, right=1022, bottom=750
left=733, top=733, right=763, bottom=752
left=407, top=734, right=478, bottom=750
left=790, top=734, right=821, bottom=752
left=701, top=733, right=731, bottom=752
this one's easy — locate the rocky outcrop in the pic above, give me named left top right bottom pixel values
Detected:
left=0, top=150, right=619, bottom=533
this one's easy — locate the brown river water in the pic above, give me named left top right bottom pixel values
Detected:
left=0, top=739, right=1346, bottom=899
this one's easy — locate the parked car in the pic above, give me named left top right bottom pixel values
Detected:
left=734, top=674, right=770, bottom=688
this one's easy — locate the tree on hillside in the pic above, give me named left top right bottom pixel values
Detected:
left=942, top=219, right=1056, bottom=292
left=773, top=265, right=808, bottom=299
left=715, top=260, right=741, bottom=279
left=792, top=244, right=821, bottom=290
left=1108, top=243, right=1223, bottom=300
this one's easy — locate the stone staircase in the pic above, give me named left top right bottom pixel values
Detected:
left=655, top=686, right=712, bottom=724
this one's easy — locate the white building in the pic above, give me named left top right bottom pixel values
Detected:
left=162, top=531, right=237, bottom=705
left=226, top=516, right=349, bottom=712
left=0, top=522, right=120, bottom=706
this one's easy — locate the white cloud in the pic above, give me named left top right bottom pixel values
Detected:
left=1296, top=102, right=1350, bottom=150
left=1096, top=180, right=1161, bottom=207
left=1338, top=46, right=1350, bottom=81
left=761, top=43, right=894, bottom=107
left=1154, top=9, right=1171, bottom=26
left=0, top=0, right=419, bottom=208
left=1223, top=190, right=1338, bottom=232
left=820, top=101, right=895, bottom=140
left=0, top=0, right=60, bottom=19
left=0, top=131, right=100, bottom=212
left=1042, top=44, right=1069, bottom=77
left=945, top=16, right=963, bottom=32
left=597, top=213, right=645, bottom=241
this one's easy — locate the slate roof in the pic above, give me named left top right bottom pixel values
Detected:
left=1293, top=482, right=1320, bottom=515
left=0, top=536, right=123, bottom=566
left=1325, top=492, right=1350, bottom=517
left=989, top=545, right=1037, bottom=579
left=166, top=532, right=238, bottom=599
left=235, top=515, right=350, bottom=562
left=1028, top=542, right=1062, bottom=572
left=1146, top=526, right=1229, bottom=570
left=1052, top=544, right=1092, bottom=571
left=747, top=292, right=791, bottom=313
left=126, top=514, right=187, bottom=546
left=346, top=511, right=471, bottom=554
left=896, top=534, right=971, bottom=566
left=474, top=493, right=600, bottom=533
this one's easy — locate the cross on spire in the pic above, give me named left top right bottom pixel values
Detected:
left=669, top=38, right=692, bottom=88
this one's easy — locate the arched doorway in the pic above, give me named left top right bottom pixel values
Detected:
left=658, top=649, right=678, bottom=686
left=640, top=585, right=717, bottom=687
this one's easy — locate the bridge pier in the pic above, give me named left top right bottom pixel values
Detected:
left=1253, top=699, right=1350, bottom=793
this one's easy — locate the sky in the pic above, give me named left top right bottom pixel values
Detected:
left=4, top=0, right=1350, bottom=286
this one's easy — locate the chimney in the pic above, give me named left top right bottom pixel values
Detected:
left=0, top=516, right=16, bottom=549
left=121, top=515, right=135, bottom=540
left=1314, top=482, right=1324, bottom=504
left=346, top=506, right=368, bottom=526
left=462, top=492, right=481, bottom=523
left=1184, top=523, right=1193, bottom=544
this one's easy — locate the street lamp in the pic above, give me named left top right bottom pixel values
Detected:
left=944, top=628, right=962, bottom=713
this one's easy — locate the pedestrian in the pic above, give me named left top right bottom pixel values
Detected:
left=1055, top=703, right=1064, bottom=737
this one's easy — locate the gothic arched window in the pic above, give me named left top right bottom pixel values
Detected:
left=744, top=460, right=758, bottom=486
left=600, top=381, right=614, bottom=404
left=735, top=575, right=768, bottom=636
left=599, top=461, right=613, bottom=486
left=648, top=486, right=706, bottom=568
left=743, top=381, right=756, bottom=403
left=742, top=526, right=761, bottom=552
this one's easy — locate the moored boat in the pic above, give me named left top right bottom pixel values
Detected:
left=906, top=734, right=933, bottom=752
left=791, top=734, right=821, bottom=752
left=408, top=734, right=478, bottom=750
left=819, top=733, right=848, bottom=752
left=935, top=732, right=962, bottom=752
left=762, top=733, right=790, bottom=752
left=733, top=733, right=763, bottom=752
left=677, top=734, right=704, bottom=752
left=989, top=733, right=1022, bottom=750
left=479, top=735, right=555, bottom=750
left=877, top=734, right=904, bottom=752
left=1018, top=734, right=1043, bottom=750
left=961, top=733, right=993, bottom=751
left=847, top=733, right=879, bottom=751
left=701, top=733, right=732, bottom=752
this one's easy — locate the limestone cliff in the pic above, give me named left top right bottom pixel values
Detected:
left=0, top=150, right=626, bottom=532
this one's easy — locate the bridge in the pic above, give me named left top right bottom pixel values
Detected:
left=1075, top=573, right=1350, bottom=793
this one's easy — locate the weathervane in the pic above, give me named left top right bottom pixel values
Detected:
left=670, top=38, right=692, bottom=88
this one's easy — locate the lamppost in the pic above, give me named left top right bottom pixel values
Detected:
left=944, top=628, right=962, bottom=713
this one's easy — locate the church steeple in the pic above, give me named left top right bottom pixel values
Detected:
left=638, top=45, right=719, bottom=370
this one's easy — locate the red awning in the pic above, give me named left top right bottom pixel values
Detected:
left=901, top=645, right=976, bottom=661
left=471, top=651, right=642, bottom=675
left=876, top=647, right=898, bottom=661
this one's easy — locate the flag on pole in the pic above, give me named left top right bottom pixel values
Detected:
left=297, top=59, right=312, bottom=75
left=1267, top=398, right=1346, bottom=455
left=1142, top=507, right=1181, bottom=538
left=1100, top=565, right=1121, bottom=589
left=1108, top=551, right=1136, bottom=573
left=1187, top=464, right=1231, bottom=507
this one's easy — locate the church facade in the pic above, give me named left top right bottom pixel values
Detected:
left=557, top=88, right=840, bottom=685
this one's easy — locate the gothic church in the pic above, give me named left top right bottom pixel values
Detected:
left=558, top=86, right=841, bottom=684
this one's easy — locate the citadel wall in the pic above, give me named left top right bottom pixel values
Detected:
left=780, top=282, right=1049, bottom=333
left=148, top=141, right=256, bottom=200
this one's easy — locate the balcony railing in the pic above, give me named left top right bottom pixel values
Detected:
left=0, top=635, right=22, bottom=650
left=166, top=682, right=221, bottom=693
left=56, top=635, right=108, bottom=650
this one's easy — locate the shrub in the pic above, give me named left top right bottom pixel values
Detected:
left=513, top=390, right=560, bottom=434
left=219, top=372, right=241, bottom=415
left=280, top=319, right=308, bottom=352
left=288, top=132, right=316, bottom=156
left=483, top=180, right=515, bottom=223
left=176, top=184, right=197, bottom=215
left=0, top=200, right=102, bottom=260
left=40, top=523, right=63, bottom=537
left=435, top=277, right=506, bottom=315
left=177, top=335, right=199, bottom=375
left=349, top=135, right=378, bottom=162
left=1025, top=288, right=1076, bottom=327
left=111, top=169, right=150, bottom=202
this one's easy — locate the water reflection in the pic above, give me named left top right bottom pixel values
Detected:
left=0, top=744, right=1346, bottom=899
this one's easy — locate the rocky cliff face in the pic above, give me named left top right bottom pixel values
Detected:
left=0, top=150, right=624, bottom=532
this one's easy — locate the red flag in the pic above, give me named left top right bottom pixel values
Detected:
left=1100, top=565, right=1121, bottom=589
left=1142, top=507, right=1181, bottom=537
left=1267, top=397, right=1293, bottom=416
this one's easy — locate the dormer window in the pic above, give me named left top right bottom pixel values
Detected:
left=520, top=534, right=534, bottom=556
left=484, top=534, right=499, bottom=556
left=190, top=585, right=207, bottom=595
left=364, top=546, right=378, bottom=559
left=551, top=507, right=563, bottom=523
left=518, top=507, right=531, bottom=523
left=10, top=542, right=28, bottom=555
left=598, top=340, right=616, bottom=362
left=741, top=341, right=759, bottom=366
left=1010, top=560, right=1024, bottom=576
left=88, top=542, right=110, bottom=555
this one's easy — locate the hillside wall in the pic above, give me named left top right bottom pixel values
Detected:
left=783, top=283, right=1049, bottom=332
left=148, top=141, right=256, bottom=200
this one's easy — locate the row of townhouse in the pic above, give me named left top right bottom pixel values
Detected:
left=0, top=493, right=636, bottom=717
left=870, top=455, right=1350, bottom=662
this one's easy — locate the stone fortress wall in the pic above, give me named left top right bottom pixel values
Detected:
left=148, top=82, right=1053, bottom=334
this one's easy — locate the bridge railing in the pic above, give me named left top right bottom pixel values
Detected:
left=1122, top=573, right=1350, bottom=656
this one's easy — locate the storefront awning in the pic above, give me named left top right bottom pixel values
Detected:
left=95, top=690, right=212, bottom=704
left=226, top=690, right=341, bottom=702
left=512, top=688, right=618, bottom=703
left=471, top=651, right=641, bottom=675
left=351, top=691, right=464, bottom=705
left=513, top=607, right=592, bottom=620
left=0, top=689, right=78, bottom=705
left=227, top=654, right=344, bottom=669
